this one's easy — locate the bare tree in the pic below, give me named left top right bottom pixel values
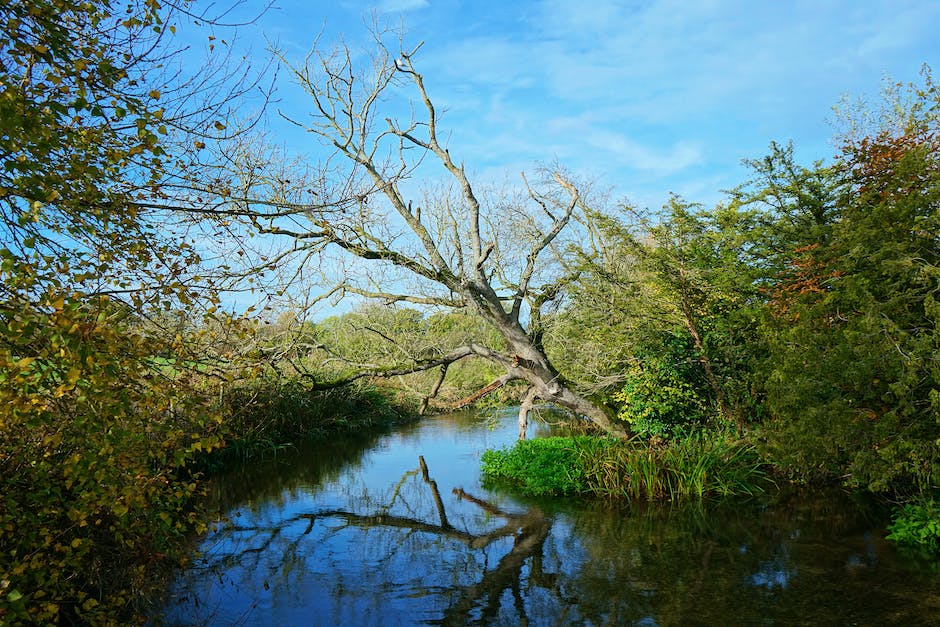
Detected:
left=207, top=30, right=626, bottom=436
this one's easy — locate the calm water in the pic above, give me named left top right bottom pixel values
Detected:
left=155, top=410, right=940, bottom=625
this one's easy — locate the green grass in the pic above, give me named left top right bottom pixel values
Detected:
left=481, top=436, right=614, bottom=496
left=482, top=433, right=772, bottom=501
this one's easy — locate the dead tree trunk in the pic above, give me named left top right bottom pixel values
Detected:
left=242, top=34, right=628, bottom=437
left=518, top=387, right=536, bottom=440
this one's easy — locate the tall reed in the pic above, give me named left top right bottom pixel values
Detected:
left=579, top=433, right=772, bottom=500
left=482, top=433, right=772, bottom=500
left=212, top=379, right=411, bottom=465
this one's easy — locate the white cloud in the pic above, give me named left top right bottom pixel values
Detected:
left=257, top=0, right=940, bottom=203
left=546, top=114, right=702, bottom=174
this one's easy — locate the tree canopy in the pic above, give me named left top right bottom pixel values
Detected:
left=0, top=1, right=264, bottom=621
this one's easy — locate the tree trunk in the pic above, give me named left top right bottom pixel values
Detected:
left=476, top=298, right=628, bottom=438
left=518, top=387, right=536, bottom=440
left=262, top=42, right=628, bottom=438
left=681, top=306, right=736, bottom=428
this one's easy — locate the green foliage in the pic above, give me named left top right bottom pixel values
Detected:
left=756, top=71, right=940, bottom=493
left=613, top=336, right=711, bottom=438
left=0, top=294, right=224, bottom=624
left=482, top=434, right=770, bottom=501
left=580, top=433, right=771, bottom=501
left=551, top=196, right=765, bottom=431
left=0, top=0, right=206, bottom=309
left=0, top=1, right=240, bottom=622
left=311, top=304, right=507, bottom=407
left=212, top=376, right=411, bottom=463
left=887, top=499, right=940, bottom=555
left=482, top=436, right=613, bottom=496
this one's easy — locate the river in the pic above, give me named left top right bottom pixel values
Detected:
left=155, top=409, right=940, bottom=625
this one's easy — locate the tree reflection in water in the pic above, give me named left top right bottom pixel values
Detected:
left=157, top=416, right=940, bottom=626
left=163, top=457, right=560, bottom=625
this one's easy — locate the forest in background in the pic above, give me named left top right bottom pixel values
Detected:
left=1, top=1, right=937, bottom=623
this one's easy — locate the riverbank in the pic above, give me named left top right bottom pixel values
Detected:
left=0, top=373, right=415, bottom=625
left=202, top=380, right=417, bottom=469
left=481, top=432, right=772, bottom=500
left=480, top=425, right=940, bottom=558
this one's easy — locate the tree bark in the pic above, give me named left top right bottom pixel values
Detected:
left=420, top=364, right=449, bottom=415
left=451, top=373, right=512, bottom=411
left=679, top=297, right=736, bottom=428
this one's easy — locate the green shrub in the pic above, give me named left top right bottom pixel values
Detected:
left=213, top=377, right=411, bottom=463
left=887, top=499, right=940, bottom=555
left=0, top=298, right=224, bottom=624
left=613, top=355, right=711, bottom=439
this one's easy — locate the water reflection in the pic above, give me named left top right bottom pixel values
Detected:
left=189, top=457, right=554, bottom=625
left=156, top=413, right=940, bottom=625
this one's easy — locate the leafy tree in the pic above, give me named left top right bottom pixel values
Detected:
left=300, top=305, right=509, bottom=411
left=758, top=72, right=940, bottom=492
left=551, top=197, right=763, bottom=436
left=0, top=1, right=262, bottom=621
left=729, top=140, right=842, bottom=275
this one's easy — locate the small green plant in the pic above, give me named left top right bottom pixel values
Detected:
left=613, top=358, right=710, bottom=439
left=886, top=499, right=940, bottom=555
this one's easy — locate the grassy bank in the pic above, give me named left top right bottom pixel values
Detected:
left=482, top=433, right=772, bottom=501
left=205, top=379, right=415, bottom=467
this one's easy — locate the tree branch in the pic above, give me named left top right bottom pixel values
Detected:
left=450, top=371, right=519, bottom=411
left=311, top=343, right=512, bottom=390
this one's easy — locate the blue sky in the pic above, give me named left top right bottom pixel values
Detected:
left=208, top=0, right=940, bottom=211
